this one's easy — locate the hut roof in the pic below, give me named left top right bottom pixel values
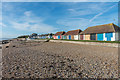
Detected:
left=41, top=34, right=49, bottom=36
left=64, top=29, right=82, bottom=35
left=80, top=23, right=120, bottom=34
left=54, top=31, right=65, bottom=36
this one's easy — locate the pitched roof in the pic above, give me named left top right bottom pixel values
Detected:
left=80, top=23, right=120, bottom=34
left=64, top=29, right=82, bottom=35
left=54, top=31, right=65, bottom=36
left=41, top=34, right=49, bottom=36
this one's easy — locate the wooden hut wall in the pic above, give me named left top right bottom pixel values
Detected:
left=69, top=35, right=71, bottom=40
left=60, top=35, right=62, bottom=39
left=71, top=35, right=74, bottom=40
left=96, top=34, right=97, bottom=40
left=90, top=34, right=96, bottom=40
left=63, top=35, right=66, bottom=39
left=55, top=36, right=57, bottom=39
left=85, top=34, right=90, bottom=40
left=54, top=36, right=57, bottom=39
left=53, top=36, right=55, bottom=39
left=97, top=33, right=103, bottom=41
left=61, top=35, right=63, bottom=39
left=58, top=35, right=60, bottom=39
left=115, top=32, right=120, bottom=41
left=83, top=35, right=86, bottom=40
left=105, top=32, right=113, bottom=41
left=111, top=33, right=115, bottom=41
left=66, top=35, right=69, bottom=39
left=64, top=35, right=67, bottom=39
left=80, top=35, right=83, bottom=40
left=74, top=35, right=79, bottom=40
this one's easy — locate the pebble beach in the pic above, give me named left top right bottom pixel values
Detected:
left=2, top=40, right=118, bottom=78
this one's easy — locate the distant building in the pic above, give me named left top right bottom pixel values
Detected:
left=64, top=29, right=82, bottom=40
left=28, top=33, right=38, bottom=39
left=80, top=23, right=120, bottom=41
left=53, top=31, right=66, bottom=39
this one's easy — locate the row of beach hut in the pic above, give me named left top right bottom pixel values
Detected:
left=53, top=23, right=120, bottom=41
left=28, top=33, right=54, bottom=39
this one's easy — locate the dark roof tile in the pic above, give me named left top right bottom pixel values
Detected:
left=64, top=29, right=82, bottom=35
left=54, top=31, right=65, bottom=36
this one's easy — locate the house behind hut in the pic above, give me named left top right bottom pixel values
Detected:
left=80, top=23, right=120, bottom=41
left=64, top=29, right=82, bottom=40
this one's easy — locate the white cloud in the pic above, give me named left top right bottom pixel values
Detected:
left=24, top=11, right=32, bottom=17
left=0, top=23, right=7, bottom=27
left=67, top=3, right=108, bottom=16
left=9, top=11, right=57, bottom=33
left=56, top=3, right=118, bottom=31
left=89, top=4, right=117, bottom=23
left=56, top=18, right=89, bottom=30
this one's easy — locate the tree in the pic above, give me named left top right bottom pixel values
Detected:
left=17, top=35, right=29, bottom=38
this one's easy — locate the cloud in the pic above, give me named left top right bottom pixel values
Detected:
left=24, top=11, right=32, bottom=17
left=56, top=18, right=90, bottom=31
left=0, top=23, right=7, bottom=27
left=2, top=31, right=23, bottom=38
left=67, top=3, right=110, bottom=17
left=89, top=4, right=117, bottom=23
left=8, top=11, right=57, bottom=33
left=57, top=3, right=117, bottom=31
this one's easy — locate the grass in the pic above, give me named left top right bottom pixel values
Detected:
left=35, top=38, right=47, bottom=40
left=50, top=39, right=120, bottom=44
left=31, top=38, right=120, bottom=44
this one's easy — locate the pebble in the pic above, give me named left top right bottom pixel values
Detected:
left=2, top=41, right=118, bottom=78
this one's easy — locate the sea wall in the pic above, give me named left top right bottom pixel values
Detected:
left=50, top=40, right=119, bottom=48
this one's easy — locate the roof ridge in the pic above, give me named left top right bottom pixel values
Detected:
left=87, top=23, right=114, bottom=29
left=67, top=29, right=81, bottom=32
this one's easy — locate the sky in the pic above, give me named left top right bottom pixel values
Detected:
left=1, top=2, right=119, bottom=38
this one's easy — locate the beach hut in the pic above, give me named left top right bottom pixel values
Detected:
left=40, top=34, right=49, bottom=39
left=80, top=23, right=120, bottom=41
left=62, top=35, right=67, bottom=39
left=80, top=34, right=84, bottom=40
left=47, top=33, right=54, bottom=39
left=37, top=35, right=42, bottom=39
left=53, top=31, right=66, bottom=39
left=64, top=29, right=82, bottom=40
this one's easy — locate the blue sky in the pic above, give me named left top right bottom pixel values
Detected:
left=1, top=2, right=118, bottom=38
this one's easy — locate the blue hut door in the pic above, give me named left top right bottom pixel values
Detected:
left=69, top=35, right=71, bottom=40
left=97, top=33, right=103, bottom=41
left=105, top=33, right=113, bottom=41
left=58, top=36, right=60, bottom=39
